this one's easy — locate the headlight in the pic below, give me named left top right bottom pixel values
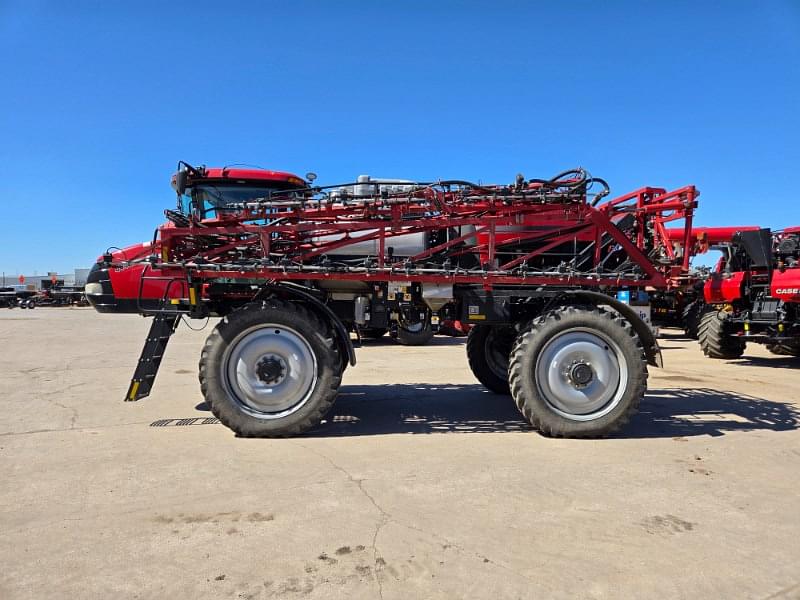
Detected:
left=85, top=283, right=104, bottom=295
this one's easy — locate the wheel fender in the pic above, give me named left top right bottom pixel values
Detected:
left=255, top=284, right=356, bottom=368
left=561, top=290, right=663, bottom=368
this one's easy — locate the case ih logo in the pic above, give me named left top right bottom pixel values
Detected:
left=776, top=288, right=800, bottom=295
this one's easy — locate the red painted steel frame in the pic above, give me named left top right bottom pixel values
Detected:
left=149, top=180, right=698, bottom=295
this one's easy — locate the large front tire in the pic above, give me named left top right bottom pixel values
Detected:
left=199, top=300, right=342, bottom=437
left=508, top=305, right=646, bottom=438
left=698, top=309, right=745, bottom=359
left=466, top=324, right=515, bottom=394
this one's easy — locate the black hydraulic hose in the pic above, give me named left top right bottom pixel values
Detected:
left=548, top=168, right=587, bottom=185
left=523, top=169, right=588, bottom=193
left=434, top=180, right=494, bottom=192
left=589, top=177, right=611, bottom=206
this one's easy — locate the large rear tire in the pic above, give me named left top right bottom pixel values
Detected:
left=682, top=300, right=703, bottom=339
left=698, top=309, right=745, bottom=359
left=508, top=305, right=646, bottom=438
left=765, top=342, right=800, bottom=357
left=199, top=300, right=342, bottom=437
left=466, top=324, right=516, bottom=395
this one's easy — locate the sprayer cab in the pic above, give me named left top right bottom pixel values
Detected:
left=170, top=163, right=309, bottom=222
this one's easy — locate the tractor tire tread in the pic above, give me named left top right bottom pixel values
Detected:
left=395, top=322, right=434, bottom=346
left=508, top=305, right=646, bottom=438
left=765, top=342, right=800, bottom=357
left=466, top=324, right=513, bottom=395
left=682, top=300, right=704, bottom=339
left=199, top=299, right=341, bottom=437
left=698, top=309, right=746, bottom=359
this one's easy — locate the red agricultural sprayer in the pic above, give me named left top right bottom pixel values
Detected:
left=86, top=163, right=698, bottom=438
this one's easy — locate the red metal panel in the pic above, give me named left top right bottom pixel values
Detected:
left=771, top=269, right=800, bottom=303
left=704, top=272, right=745, bottom=303
left=201, top=168, right=304, bottom=185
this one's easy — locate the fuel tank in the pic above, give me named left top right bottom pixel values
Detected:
left=316, top=175, right=429, bottom=256
left=312, top=229, right=429, bottom=257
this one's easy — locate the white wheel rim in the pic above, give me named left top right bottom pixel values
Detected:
left=222, top=324, right=318, bottom=419
left=535, top=327, right=628, bottom=421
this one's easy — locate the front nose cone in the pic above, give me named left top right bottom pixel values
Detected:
left=85, top=263, right=117, bottom=312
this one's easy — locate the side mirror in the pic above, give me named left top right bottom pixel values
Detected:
left=305, top=172, right=317, bottom=183
left=173, top=169, right=188, bottom=196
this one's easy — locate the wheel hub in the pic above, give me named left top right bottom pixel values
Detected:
left=567, top=361, right=593, bottom=387
left=256, top=355, right=286, bottom=385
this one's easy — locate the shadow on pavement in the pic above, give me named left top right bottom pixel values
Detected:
left=623, top=387, right=799, bottom=438
left=303, top=384, right=799, bottom=438
left=357, top=336, right=466, bottom=347
left=311, top=384, right=531, bottom=436
left=185, top=384, right=799, bottom=438
left=657, top=330, right=693, bottom=341
left=728, top=355, right=800, bottom=370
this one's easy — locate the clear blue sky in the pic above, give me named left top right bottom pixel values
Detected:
left=1, top=1, right=798, bottom=274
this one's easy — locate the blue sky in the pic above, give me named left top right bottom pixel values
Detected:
left=1, top=1, right=798, bottom=274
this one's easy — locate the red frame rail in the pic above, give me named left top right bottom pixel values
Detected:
left=149, top=180, right=699, bottom=292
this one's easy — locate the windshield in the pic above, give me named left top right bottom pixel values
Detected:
left=183, top=183, right=299, bottom=218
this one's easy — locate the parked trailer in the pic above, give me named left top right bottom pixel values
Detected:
left=0, top=287, right=37, bottom=309
left=85, top=163, right=698, bottom=438
left=36, top=285, right=88, bottom=307
left=0, top=288, right=18, bottom=308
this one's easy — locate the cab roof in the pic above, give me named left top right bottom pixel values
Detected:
left=171, top=167, right=307, bottom=190
left=202, top=167, right=306, bottom=186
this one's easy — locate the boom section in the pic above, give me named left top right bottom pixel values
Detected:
left=147, top=174, right=697, bottom=291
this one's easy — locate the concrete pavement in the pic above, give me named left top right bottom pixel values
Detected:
left=1, top=309, right=799, bottom=599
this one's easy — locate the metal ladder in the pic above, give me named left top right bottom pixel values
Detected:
left=125, top=313, right=181, bottom=401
